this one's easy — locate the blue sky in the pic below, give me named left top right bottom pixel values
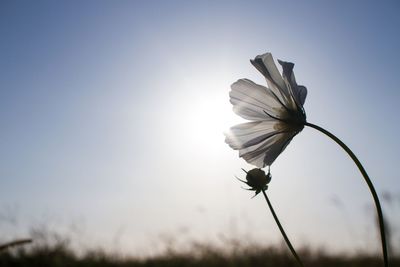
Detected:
left=0, top=0, right=399, bottom=255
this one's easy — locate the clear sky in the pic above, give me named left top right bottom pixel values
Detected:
left=1, top=0, right=399, bottom=256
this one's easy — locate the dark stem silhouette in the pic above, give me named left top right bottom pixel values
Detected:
left=305, top=122, right=388, bottom=267
left=262, top=190, right=304, bottom=267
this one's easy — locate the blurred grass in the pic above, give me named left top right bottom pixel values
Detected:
left=0, top=238, right=399, bottom=267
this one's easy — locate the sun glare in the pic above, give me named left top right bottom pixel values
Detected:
left=172, top=77, right=243, bottom=153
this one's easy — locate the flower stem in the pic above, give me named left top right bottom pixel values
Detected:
left=305, top=122, right=388, bottom=267
left=262, top=190, right=304, bottom=267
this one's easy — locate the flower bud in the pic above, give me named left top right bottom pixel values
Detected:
left=246, top=168, right=271, bottom=191
left=237, top=168, right=271, bottom=197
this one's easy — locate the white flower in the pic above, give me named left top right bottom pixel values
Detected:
left=225, top=53, right=307, bottom=168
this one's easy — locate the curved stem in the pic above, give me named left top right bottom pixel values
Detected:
left=305, top=122, right=388, bottom=267
left=262, top=190, right=304, bottom=267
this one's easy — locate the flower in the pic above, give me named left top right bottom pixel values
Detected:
left=225, top=53, right=307, bottom=168
left=237, top=168, right=271, bottom=197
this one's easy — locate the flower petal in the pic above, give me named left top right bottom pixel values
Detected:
left=225, top=120, right=297, bottom=167
left=296, top=85, right=307, bottom=106
left=250, top=53, right=295, bottom=109
left=262, top=132, right=296, bottom=166
left=230, top=79, right=288, bottom=120
left=278, top=59, right=307, bottom=107
left=224, top=120, right=286, bottom=150
left=239, top=131, right=298, bottom=167
left=251, top=53, right=286, bottom=92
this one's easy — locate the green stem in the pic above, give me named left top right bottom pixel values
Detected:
left=305, top=122, right=388, bottom=267
left=262, top=190, right=304, bottom=267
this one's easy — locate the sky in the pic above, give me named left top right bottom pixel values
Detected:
left=1, top=0, right=400, bottom=256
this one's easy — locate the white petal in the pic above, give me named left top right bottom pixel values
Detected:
left=240, top=132, right=297, bottom=167
left=250, top=53, right=295, bottom=109
left=224, top=120, right=284, bottom=150
left=262, top=132, right=296, bottom=166
left=225, top=120, right=297, bottom=168
left=278, top=60, right=307, bottom=107
left=230, top=79, right=288, bottom=120
left=296, top=85, right=307, bottom=106
left=242, top=152, right=266, bottom=169
left=251, top=53, right=286, bottom=92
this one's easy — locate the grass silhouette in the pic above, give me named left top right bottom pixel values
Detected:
left=0, top=235, right=399, bottom=267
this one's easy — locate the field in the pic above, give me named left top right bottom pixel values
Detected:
left=1, top=238, right=399, bottom=267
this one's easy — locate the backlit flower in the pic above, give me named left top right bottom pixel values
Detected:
left=225, top=53, right=307, bottom=168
